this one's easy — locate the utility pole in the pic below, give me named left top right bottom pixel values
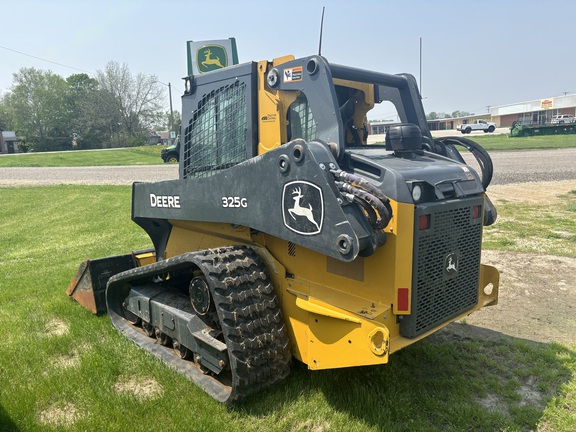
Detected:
left=168, top=82, right=174, bottom=136
left=156, top=80, right=175, bottom=138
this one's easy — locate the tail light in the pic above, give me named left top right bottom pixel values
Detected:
left=472, top=205, right=481, bottom=219
left=419, top=214, right=430, bottom=230
left=397, top=288, right=409, bottom=312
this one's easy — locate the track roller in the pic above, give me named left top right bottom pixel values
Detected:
left=106, top=245, right=291, bottom=403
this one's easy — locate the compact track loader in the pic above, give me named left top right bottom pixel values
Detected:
left=68, top=54, right=499, bottom=403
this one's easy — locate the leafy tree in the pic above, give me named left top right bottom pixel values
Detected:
left=172, top=110, right=182, bottom=135
left=427, top=111, right=452, bottom=120
left=0, top=97, right=10, bottom=130
left=65, top=73, right=106, bottom=149
left=451, top=110, right=472, bottom=118
left=4, top=68, right=72, bottom=151
left=155, top=109, right=182, bottom=133
left=1, top=63, right=181, bottom=151
left=428, top=110, right=475, bottom=120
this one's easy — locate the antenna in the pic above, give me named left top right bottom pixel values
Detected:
left=318, top=7, right=325, bottom=56
left=419, top=37, right=422, bottom=95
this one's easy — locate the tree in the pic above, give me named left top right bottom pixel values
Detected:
left=451, top=110, right=472, bottom=118
left=3, top=68, right=72, bottom=151
left=172, top=110, right=182, bottom=135
left=65, top=73, right=105, bottom=149
left=96, top=61, right=164, bottom=146
left=1, top=63, right=173, bottom=150
left=155, top=109, right=182, bottom=133
left=0, top=97, right=9, bottom=131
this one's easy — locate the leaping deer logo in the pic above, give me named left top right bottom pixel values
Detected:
left=288, top=187, right=320, bottom=231
left=446, top=256, right=457, bottom=272
left=201, top=49, right=224, bottom=68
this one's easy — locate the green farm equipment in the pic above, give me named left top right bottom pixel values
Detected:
left=510, top=121, right=576, bottom=137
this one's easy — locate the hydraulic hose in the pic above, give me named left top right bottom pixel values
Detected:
left=433, top=136, right=498, bottom=225
left=332, top=170, right=391, bottom=206
left=435, top=136, right=494, bottom=189
left=332, top=169, right=393, bottom=229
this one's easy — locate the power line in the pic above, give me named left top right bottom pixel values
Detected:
left=0, top=44, right=92, bottom=74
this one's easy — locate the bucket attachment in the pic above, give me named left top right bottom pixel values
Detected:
left=66, top=250, right=155, bottom=314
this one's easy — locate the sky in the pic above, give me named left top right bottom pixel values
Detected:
left=1, top=0, right=575, bottom=120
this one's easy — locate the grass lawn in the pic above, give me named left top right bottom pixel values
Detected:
left=466, top=133, right=576, bottom=151
left=483, top=190, right=576, bottom=257
left=366, top=131, right=576, bottom=151
left=0, top=185, right=575, bottom=431
left=0, top=146, right=165, bottom=167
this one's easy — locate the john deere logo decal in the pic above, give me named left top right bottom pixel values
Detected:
left=444, top=252, right=459, bottom=279
left=197, top=45, right=227, bottom=74
left=282, top=181, right=324, bottom=235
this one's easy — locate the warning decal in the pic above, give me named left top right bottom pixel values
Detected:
left=459, top=165, right=475, bottom=181
left=283, top=66, right=303, bottom=83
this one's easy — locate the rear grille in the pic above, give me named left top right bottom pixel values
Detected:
left=400, top=197, right=483, bottom=338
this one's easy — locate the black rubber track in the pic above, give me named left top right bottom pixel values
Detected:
left=199, top=246, right=292, bottom=402
left=106, top=245, right=291, bottom=403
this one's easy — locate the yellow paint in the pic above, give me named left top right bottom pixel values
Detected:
left=333, top=78, right=375, bottom=145
left=164, top=221, right=252, bottom=259
left=284, top=288, right=390, bottom=369
left=257, top=55, right=298, bottom=155
left=133, top=250, right=156, bottom=267
left=294, top=294, right=362, bottom=324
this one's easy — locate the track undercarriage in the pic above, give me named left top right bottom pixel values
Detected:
left=106, top=245, right=291, bottom=403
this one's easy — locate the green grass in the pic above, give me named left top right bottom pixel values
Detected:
left=1, top=185, right=575, bottom=431
left=483, top=190, right=576, bottom=257
left=368, top=131, right=576, bottom=150
left=457, top=132, right=576, bottom=151
left=0, top=146, right=166, bottom=167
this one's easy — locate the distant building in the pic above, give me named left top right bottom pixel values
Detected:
left=491, top=94, right=576, bottom=127
left=433, top=94, right=576, bottom=130
left=371, top=93, right=576, bottom=133
left=370, top=113, right=491, bottom=135
left=368, top=121, right=393, bottom=135
left=0, top=130, right=19, bottom=154
left=152, top=130, right=176, bottom=145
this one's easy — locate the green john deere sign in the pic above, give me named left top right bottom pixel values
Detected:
left=187, top=38, right=238, bottom=76
left=197, top=45, right=227, bottom=73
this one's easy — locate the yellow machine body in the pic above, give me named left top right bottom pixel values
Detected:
left=152, top=55, right=500, bottom=370
left=163, top=205, right=498, bottom=371
left=69, top=53, right=500, bottom=402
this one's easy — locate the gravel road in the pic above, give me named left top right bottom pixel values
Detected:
left=480, top=148, right=576, bottom=185
left=0, top=165, right=179, bottom=187
left=0, top=148, right=574, bottom=187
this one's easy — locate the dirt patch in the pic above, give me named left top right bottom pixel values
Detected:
left=451, top=180, right=576, bottom=347
left=292, top=420, right=331, bottom=432
left=487, top=180, right=576, bottom=205
left=464, top=250, right=576, bottom=346
left=113, top=377, right=163, bottom=400
left=44, top=318, right=69, bottom=337
left=37, top=403, right=80, bottom=427
left=51, top=350, right=81, bottom=370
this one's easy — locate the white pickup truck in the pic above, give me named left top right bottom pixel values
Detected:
left=457, top=119, right=496, bottom=134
